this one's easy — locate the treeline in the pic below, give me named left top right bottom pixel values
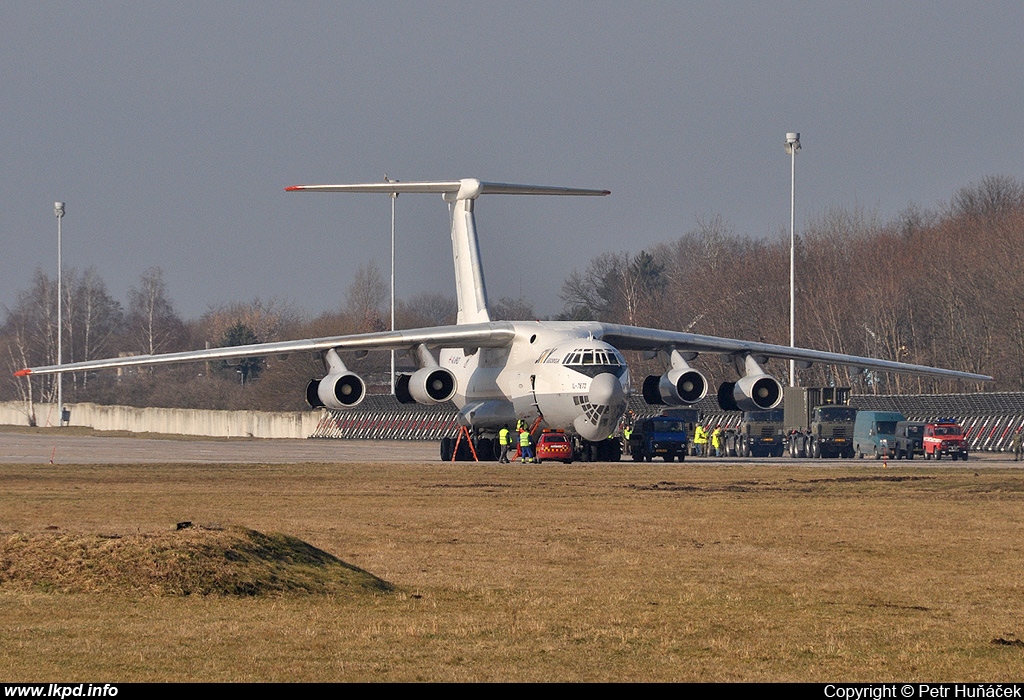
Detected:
left=3, top=176, right=1020, bottom=415
left=558, top=175, right=1024, bottom=394
left=0, top=257, right=543, bottom=416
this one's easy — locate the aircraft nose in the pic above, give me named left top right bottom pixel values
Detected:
left=589, top=372, right=625, bottom=406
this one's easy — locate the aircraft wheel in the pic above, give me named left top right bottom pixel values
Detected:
left=907, top=450, right=914, bottom=460
left=632, top=451, right=643, bottom=462
left=475, top=437, right=494, bottom=461
left=440, top=437, right=454, bottom=462
left=455, top=439, right=473, bottom=461
left=962, top=453, right=969, bottom=461
left=607, top=439, right=622, bottom=462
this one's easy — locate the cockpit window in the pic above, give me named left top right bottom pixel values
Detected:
left=562, top=347, right=627, bottom=378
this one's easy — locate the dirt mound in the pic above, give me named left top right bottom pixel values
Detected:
left=0, top=525, right=393, bottom=596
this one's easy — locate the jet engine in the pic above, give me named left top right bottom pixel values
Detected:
left=715, top=353, right=783, bottom=412
left=642, top=368, right=708, bottom=406
left=395, top=367, right=457, bottom=405
left=733, top=373, right=783, bottom=411
left=306, top=371, right=366, bottom=409
left=716, top=374, right=783, bottom=412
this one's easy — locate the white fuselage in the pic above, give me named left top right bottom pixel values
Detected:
left=440, top=321, right=630, bottom=442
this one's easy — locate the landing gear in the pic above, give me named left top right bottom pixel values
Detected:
left=439, top=431, right=500, bottom=462
left=574, top=437, right=622, bottom=463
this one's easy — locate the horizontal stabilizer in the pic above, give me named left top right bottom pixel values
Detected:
left=286, top=178, right=609, bottom=200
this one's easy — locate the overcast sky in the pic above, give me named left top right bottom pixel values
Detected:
left=3, top=2, right=1023, bottom=322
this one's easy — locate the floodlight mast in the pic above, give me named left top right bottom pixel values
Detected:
left=54, top=201, right=65, bottom=425
left=385, top=174, right=398, bottom=394
left=785, top=132, right=801, bottom=387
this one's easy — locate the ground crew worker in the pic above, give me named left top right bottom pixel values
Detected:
left=693, top=424, right=708, bottom=456
left=498, top=424, right=512, bottom=463
left=519, top=427, right=534, bottom=463
left=711, top=426, right=723, bottom=457
left=1013, top=428, right=1023, bottom=461
left=622, top=424, right=632, bottom=455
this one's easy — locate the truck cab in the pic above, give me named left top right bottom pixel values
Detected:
left=629, top=416, right=689, bottom=462
left=737, top=408, right=785, bottom=457
left=659, top=407, right=701, bottom=456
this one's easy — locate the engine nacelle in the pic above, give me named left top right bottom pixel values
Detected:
left=732, top=373, right=783, bottom=411
left=306, top=371, right=366, bottom=409
left=395, top=367, right=457, bottom=405
left=642, top=369, right=708, bottom=405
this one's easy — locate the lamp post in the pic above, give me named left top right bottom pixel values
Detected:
left=784, top=132, right=801, bottom=387
left=385, top=175, right=398, bottom=394
left=54, top=201, right=65, bottom=425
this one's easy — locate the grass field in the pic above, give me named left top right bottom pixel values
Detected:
left=2, top=458, right=1023, bottom=682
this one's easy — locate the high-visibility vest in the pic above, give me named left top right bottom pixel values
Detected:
left=499, top=428, right=510, bottom=445
left=519, top=430, right=531, bottom=447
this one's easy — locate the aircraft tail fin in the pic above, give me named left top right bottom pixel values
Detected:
left=287, top=179, right=610, bottom=325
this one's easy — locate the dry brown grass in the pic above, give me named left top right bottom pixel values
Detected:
left=1, top=460, right=1023, bottom=681
left=1, top=526, right=391, bottom=596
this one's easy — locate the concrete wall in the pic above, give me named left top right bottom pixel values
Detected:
left=0, top=401, right=320, bottom=439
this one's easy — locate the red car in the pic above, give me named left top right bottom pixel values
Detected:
left=535, top=431, right=573, bottom=464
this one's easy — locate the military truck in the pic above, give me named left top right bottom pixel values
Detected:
left=736, top=408, right=785, bottom=457
left=628, top=415, right=689, bottom=462
left=783, top=387, right=856, bottom=458
left=893, top=420, right=926, bottom=460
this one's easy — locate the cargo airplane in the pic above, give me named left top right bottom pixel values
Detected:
left=16, top=178, right=992, bottom=460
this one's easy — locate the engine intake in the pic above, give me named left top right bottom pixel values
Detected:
left=642, top=369, right=708, bottom=405
left=395, top=367, right=457, bottom=405
left=732, top=373, right=783, bottom=411
left=306, top=371, right=366, bottom=409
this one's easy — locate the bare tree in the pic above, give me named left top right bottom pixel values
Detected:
left=491, top=296, right=536, bottom=321
left=396, top=292, right=457, bottom=328
left=345, top=262, right=388, bottom=332
left=126, top=267, right=184, bottom=355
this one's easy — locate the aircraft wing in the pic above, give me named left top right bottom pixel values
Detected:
left=14, top=322, right=517, bottom=377
left=596, top=323, right=992, bottom=382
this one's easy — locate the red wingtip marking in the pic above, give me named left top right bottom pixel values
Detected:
left=284, top=185, right=302, bottom=191
left=13, top=369, right=31, bottom=377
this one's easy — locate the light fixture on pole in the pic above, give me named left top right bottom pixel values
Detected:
left=385, top=174, right=398, bottom=394
left=54, top=201, right=65, bottom=425
left=784, top=132, right=801, bottom=387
